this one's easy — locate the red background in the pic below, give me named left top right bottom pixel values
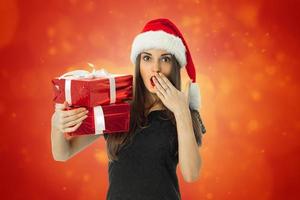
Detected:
left=1, top=0, right=299, bottom=199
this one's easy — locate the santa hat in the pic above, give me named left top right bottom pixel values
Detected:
left=130, top=18, right=201, bottom=110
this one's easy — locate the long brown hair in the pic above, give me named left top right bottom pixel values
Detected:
left=104, top=53, right=206, bottom=162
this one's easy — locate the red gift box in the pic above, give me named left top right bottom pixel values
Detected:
left=66, top=102, right=131, bottom=136
left=52, top=68, right=133, bottom=107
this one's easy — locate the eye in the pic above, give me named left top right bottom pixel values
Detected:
left=161, top=57, right=171, bottom=63
left=142, top=55, right=151, bottom=61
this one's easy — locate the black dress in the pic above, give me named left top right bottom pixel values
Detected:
left=104, top=110, right=181, bottom=200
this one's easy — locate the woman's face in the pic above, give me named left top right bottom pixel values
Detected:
left=140, top=48, right=172, bottom=93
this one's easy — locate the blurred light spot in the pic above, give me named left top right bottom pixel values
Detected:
left=247, top=119, right=259, bottom=132
left=57, top=18, right=73, bottom=37
left=236, top=4, right=259, bottom=28
left=253, top=72, right=264, bottom=82
left=215, top=176, right=220, bottom=183
left=281, top=131, right=287, bottom=136
left=181, top=16, right=201, bottom=28
left=229, top=120, right=239, bottom=132
left=250, top=90, right=261, bottom=101
left=193, top=26, right=201, bottom=35
left=219, top=78, right=232, bottom=95
left=47, top=26, right=56, bottom=38
left=276, top=52, right=286, bottom=62
left=264, top=66, right=277, bottom=76
left=224, top=42, right=230, bottom=49
left=247, top=42, right=254, bottom=47
left=94, top=149, right=107, bottom=164
left=48, top=46, right=57, bottom=55
left=76, top=34, right=83, bottom=41
left=69, top=0, right=78, bottom=5
left=11, top=112, right=16, bottom=118
left=278, top=79, right=287, bottom=87
left=66, top=170, right=73, bottom=178
left=284, top=75, right=290, bottom=82
left=20, top=147, right=28, bottom=155
left=261, top=48, right=266, bottom=53
left=240, top=159, right=250, bottom=170
left=20, top=147, right=31, bottom=163
left=206, top=192, right=213, bottom=199
left=82, top=173, right=90, bottom=182
left=88, top=31, right=106, bottom=48
left=216, top=11, right=223, bottom=18
left=84, top=1, right=95, bottom=12
left=61, top=40, right=73, bottom=54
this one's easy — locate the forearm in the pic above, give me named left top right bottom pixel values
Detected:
left=174, top=106, right=201, bottom=182
left=51, top=126, right=71, bottom=162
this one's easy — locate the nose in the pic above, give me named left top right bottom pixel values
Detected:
left=151, top=60, right=161, bottom=74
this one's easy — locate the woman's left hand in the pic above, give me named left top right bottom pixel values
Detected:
left=153, top=72, right=191, bottom=114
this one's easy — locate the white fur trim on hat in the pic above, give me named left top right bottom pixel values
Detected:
left=189, top=82, right=201, bottom=110
left=130, top=30, right=187, bottom=67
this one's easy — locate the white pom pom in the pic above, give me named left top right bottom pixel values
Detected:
left=189, top=82, right=201, bottom=110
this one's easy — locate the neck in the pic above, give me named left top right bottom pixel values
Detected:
left=144, top=91, right=164, bottom=114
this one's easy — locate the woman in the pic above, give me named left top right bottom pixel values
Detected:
left=51, top=18, right=206, bottom=200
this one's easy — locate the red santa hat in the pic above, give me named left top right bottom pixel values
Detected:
left=130, top=18, right=201, bottom=110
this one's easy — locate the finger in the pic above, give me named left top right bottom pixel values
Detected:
left=61, top=107, right=87, bottom=118
left=63, top=109, right=89, bottom=124
left=63, top=114, right=88, bottom=128
left=153, top=76, right=167, bottom=97
left=154, top=85, right=165, bottom=100
left=63, top=121, right=83, bottom=133
left=155, top=73, right=169, bottom=91
left=158, top=72, right=175, bottom=90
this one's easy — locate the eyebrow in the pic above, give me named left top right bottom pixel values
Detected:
left=141, top=52, right=172, bottom=56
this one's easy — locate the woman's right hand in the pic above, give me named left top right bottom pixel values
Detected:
left=51, top=101, right=89, bottom=133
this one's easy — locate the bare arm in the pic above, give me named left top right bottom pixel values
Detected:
left=68, top=134, right=101, bottom=160
left=174, top=106, right=202, bottom=183
left=51, top=125, right=101, bottom=161
left=51, top=101, right=102, bottom=162
left=51, top=120, right=71, bottom=161
left=151, top=72, right=202, bottom=182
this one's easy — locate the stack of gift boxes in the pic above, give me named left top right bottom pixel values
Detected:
left=52, top=66, right=133, bottom=137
